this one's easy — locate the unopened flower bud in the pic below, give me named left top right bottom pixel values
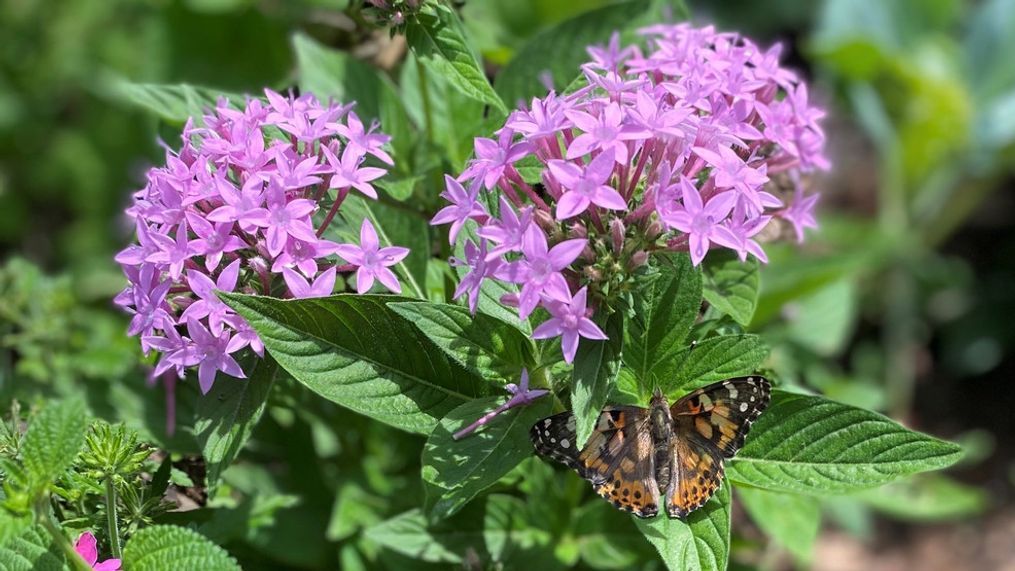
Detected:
left=609, top=218, right=625, bottom=255
left=629, top=250, right=649, bottom=269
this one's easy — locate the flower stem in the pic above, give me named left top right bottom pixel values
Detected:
left=105, top=477, right=123, bottom=559
left=416, top=58, right=435, bottom=145
left=37, top=496, right=93, bottom=571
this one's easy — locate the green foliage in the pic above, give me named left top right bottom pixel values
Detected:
left=571, top=313, right=624, bottom=447
left=662, top=335, right=769, bottom=394
left=406, top=3, right=507, bottom=114
left=422, top=396, right=552, bottom=521
left=123, top=525, right=240, bottom=571
left=220, top=293, right=488, bottom=434
left=701, top=251, right=761, bottom=327
left=635, top=482, right=730, bottom=571
left=22, top=400, right=87, bottom=492
left=0, top=526, right=65, bottom=571
left=738, top=486, right=820, bottom=563
left=728, top=391, right=963, bottom=494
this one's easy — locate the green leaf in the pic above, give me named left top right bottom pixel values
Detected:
left=194, top=355, right=279, bottom=495
left=0, top=512, right=30, bottom=551
left=406, top=4, right=507, bottom=114
left=0, top=526, right=64, bottom=571
left=219, top=293, right=486, bottom=434
left=105, top=79, right=244, bottom=124
left=701, top=252, right=760, bottom=327
left=365, top=495, right=552, bottom=565
left=495, top=0, right=651, bottom=105
left=624, top=254, right=701, bottom=392
left=422, top=395, right=552, bottom=520
left=571, top=313, right=624, bottom=447
left=737, top=486, right=820, bottom=563
left=123, top=525, right=240, bottom=571
left=855, top=473, right=988, bottom=521
left=22, top=400, right=87, bottom=490
left=634, top=480, right=731, bottom=571
left=785, top=279, right=858, bottom=356
left=389, top=301, right=537, bottom=383
left=572, top=501, right=654, bottom=570
left=728, top=390, right=964, bottom=494
left=662, top=335, right=768, bottom=394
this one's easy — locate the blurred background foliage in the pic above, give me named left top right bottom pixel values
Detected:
left=1, top=0, right=1013, bottom=569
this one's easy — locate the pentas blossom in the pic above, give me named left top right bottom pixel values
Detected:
left=74, top=532, right=120, bottom=571
left=432, top=24, right=827, bottom=364
left=116, top=90, right=407, bottom=395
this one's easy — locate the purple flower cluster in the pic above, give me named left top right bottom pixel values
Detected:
left=433, top=24, right=828, bottom=363
left=115, top=90, right=407, bottom=393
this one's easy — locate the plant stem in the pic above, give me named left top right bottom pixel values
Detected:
left=416, top=58, right=435, bottom=145
left=37, top=496, right=93, bottom=571
left=105, top=478, right=122, bottom=559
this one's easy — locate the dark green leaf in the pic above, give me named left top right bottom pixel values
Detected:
left=634, top=479, right=731, bottom=571
left=662, top=335, right=768, bottom=395
left=123, top=525, right=240, bottom=571
left=194, top=355, right=279, bottom=495
left=0, top=526, right=64, bottom=571
left=728, top=391, right=964, bottom=494
left=737, top=486, right=820, bottom=562
left=422, top=395, right=552, bottom=520
left=495, top=0, right=652, bottom=105
left=624, top=254, right=701, bottom=392
left=571, top=313, right=624, bottom=447
left=22, top=400, right=87, bottom=490
left=406, top=4, right=507, bottom=113
left=389, top=301, right=537, bottom=383
left=220, top=293, right=486, bottom=434
left=701, top=252, right=760, bottom=327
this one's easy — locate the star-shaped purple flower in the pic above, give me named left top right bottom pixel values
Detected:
left=430, top=175, right=487, bottom=244
left=660, top=178, right=740, bottom=266
left=335, top=218, right=410, bottom=294
left=496, top=226, right=586, bottom=320
left=547, top=148, right=626, bottom=220
left=282, top=266, right=337, bottom=298
left=531, top=286, right=607, bottom=364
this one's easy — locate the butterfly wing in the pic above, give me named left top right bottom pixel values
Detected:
left=531, top=407, right=661, bottom=518
left=665, top=376, right=771, bottom=518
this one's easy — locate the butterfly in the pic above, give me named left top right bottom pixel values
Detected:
left=530, top=376, right=770, bottom=518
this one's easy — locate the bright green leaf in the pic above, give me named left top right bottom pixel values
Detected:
left=785, top=279, right=857, bottom=356
left=389, top=301, right=537, bottom=383
left=219, top=293, right=486, bottom=435
left=194, top=355, right=279, bottom=495
left=22, top=399, right=87, bottom=490
left=662, top=335, right=768, bottom=395
left=624, top=254, right=701, bottom=392
left=406, top=4, right=507, bottom=114
left=572, top=313, right=624, bottom=447
left=422, top=395, right=551, bottom=520
left=634, top=480, right=731, bottom=571
left=123, top=525, right=239, bottom=571
left=737, top=486, right=820, bottom=563
left=728, top=391, right=964, bottom=494
left=105, top=79, right=244, bottom=124
left=0, top=526, right=64, bottom=571
left=701, top=252, right=760, bottom=327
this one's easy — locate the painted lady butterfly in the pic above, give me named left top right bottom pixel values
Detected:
left=530, top=377, right=771, bottom=518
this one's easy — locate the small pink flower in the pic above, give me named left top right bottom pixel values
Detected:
left=74, top=532, right=121, bottom=571
left=335, top=219, right=410, bottom=294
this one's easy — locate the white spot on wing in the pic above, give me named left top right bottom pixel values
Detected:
left=561, top=439, right=570, bottom=449
left=739, top=402, right=749, bottom=412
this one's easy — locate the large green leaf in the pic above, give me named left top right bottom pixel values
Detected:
left=624, top=254, right=701, bottom=392
left=737, top=486, right=820, bottom=563
left=22, top=400, right=87, bottom=490
left=194, top=356, right=279, bottom=495
left=219, top=293, right=486, bottom=434
left=701, top=252, right=760, bottom=327
left=422, top=395, right=552, bottom=520
left=406, top=4, right=507, bottom=114
left=855, top=473, right=988, bottom=521
left=123, top=525, right=239, bottom=571
left=365, top=495, right=552, bottom=565
left=634, top=480, right=731, bottom=571
left=728, top=391, right=963, bottom=494
left=106, top=79, right=244, bottom=124
left=495, top=0, right=653, bottom=105
left=389, top=301, right=537, bottom=384
left=661, top=335, right=768, bottom=395
left=0, top=526, right=64, bottom=571
left=571, top=313, right=624, bottom=447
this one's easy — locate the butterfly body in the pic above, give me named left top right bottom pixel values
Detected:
left=530, top=377, right=770, bottom=518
